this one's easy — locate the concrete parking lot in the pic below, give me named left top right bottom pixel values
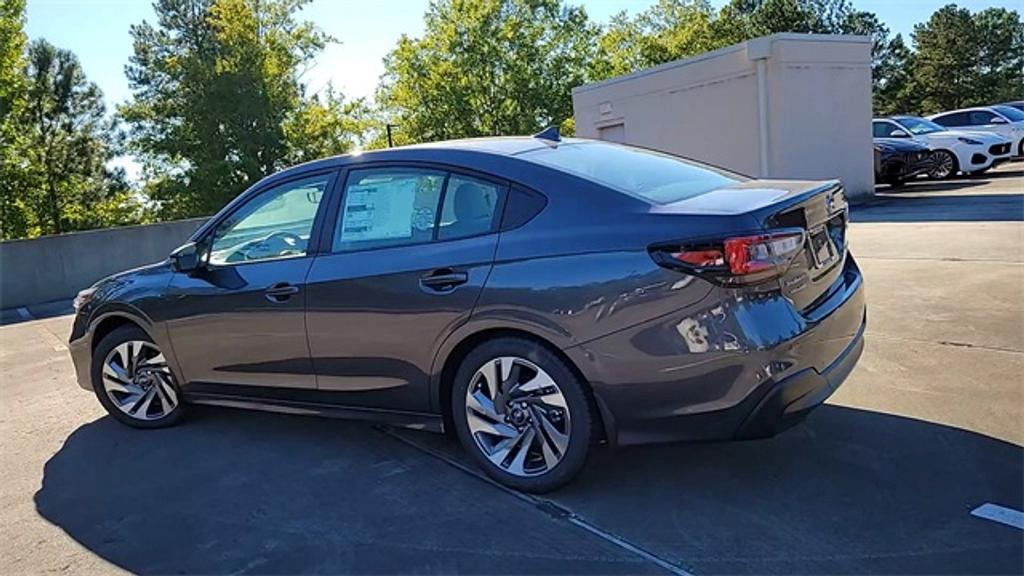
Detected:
left=1, top=164, right=1022, bottom=574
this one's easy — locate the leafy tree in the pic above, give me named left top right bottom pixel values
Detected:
left=871, top=34, right=916, bottom=114
left=122, top=0, right=363, bottom=219
left=973, top=7, right=1024, bottom=104
left=0, top=0, right=29, bottom=239
left=910, top=5, right=981, bottom=111
left=284, top=88, right=375, bottom=161
left=20, top=39, right=135, bottom=235
left=593, top=0, right=721, bottom=79
left=377, top=0, right=598, bottom=143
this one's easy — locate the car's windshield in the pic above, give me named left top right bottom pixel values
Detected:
left=895, top=117, right=946, bottom=135
left=519, top=141, right=747, bottom=205
left=993, top=105, right=1024, bottom=122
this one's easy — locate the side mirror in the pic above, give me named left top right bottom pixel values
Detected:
left=991, top=116, right=1008, bottom=124
left=889, top=129, right=909, bottom=138
left=170, top=242, right=201, bottom=273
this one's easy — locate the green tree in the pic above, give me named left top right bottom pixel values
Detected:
left=593, top=0, right=721, bottom=80
left=973, top=7, right=1024, bottom=104
left=872, top=34, right=917, bottom=114
left=122, top=0, right=363, bottom=219
left=0, top=0, right=29, bottom=239
left=20, top=39, right=134, bottom=236
left=910, top=5, right=981, bottom=111
left=284, top=88, right=375, bottom=161
left=377, top=0, right=597, bottom=143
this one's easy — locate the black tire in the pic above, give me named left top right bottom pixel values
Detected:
left=91, top=324, right=184, bottom=429
left=928, top=150, right=959, bottom=180
left=451, top=337, right=594, bottom=493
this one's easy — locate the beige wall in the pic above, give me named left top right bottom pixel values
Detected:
left=573, top=34, right=874, bottom=200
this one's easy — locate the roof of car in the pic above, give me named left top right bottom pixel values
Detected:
left=401, top=136, right=563, bottom=155
left=929, top=107, right=993, bottom=115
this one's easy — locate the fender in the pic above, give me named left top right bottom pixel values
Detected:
left=87, top=303, right=186, bottom=388
left=426, top=312, right=575, bottom=414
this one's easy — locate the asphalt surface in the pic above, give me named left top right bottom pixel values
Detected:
left=1, top=164, right=1022, bottom=575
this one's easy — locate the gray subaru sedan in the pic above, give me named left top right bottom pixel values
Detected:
left=69, top=133, right=866, bottom=492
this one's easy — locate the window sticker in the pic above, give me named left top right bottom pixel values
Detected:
left=340, top=179, right=417, bottom=242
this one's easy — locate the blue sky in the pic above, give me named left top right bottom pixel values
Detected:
left=27, top=0, right=1011, bottom=114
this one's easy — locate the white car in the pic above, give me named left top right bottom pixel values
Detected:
left=872, top=116, right=1013, bottom=179
left=928, top=105, right=1024, bottom=158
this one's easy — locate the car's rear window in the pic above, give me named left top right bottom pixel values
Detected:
left=518, top=141, right=746, bottom=204
left=993, top=105, right=1024, bottom=122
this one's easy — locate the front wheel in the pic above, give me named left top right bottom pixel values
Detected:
left=91, top=324, right=184, bottom=429
left=928, top=150, right=958, bottom=179
left=452, top=338, right=593, bottom=493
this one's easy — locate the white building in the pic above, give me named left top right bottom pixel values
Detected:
left=572, top=33, right=875, bottom=200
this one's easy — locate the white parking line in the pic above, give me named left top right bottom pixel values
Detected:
left=971, top=503, right=1024, bottom=530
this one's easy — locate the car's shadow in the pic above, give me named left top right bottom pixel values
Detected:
left=36, top=405, right=1023, bottom=574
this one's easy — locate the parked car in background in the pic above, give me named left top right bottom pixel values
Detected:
left=873, top=116, right=1012, bottom=179
left=999, top=101, right=1024, bottom=113
left=68, top=134, right=866, bottom=493
left=927, top=106, right=1024, bottom=157
left=873, top=137, right=934, bottom=187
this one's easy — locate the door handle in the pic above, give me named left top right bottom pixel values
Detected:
left=420, top=269, right=469, bottom=291
left=265, top=282, right=300, bottom=302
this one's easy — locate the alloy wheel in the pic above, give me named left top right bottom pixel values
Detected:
left=464, top=356, right=571, bottom=477
left=929, top=151, right=955, bottom=179
left=102, top=340, right=179, bottom=421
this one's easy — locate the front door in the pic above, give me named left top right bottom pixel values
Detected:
left=305, top=166, right=505, bottom=411
left=165, top=172, right=334, bottom=389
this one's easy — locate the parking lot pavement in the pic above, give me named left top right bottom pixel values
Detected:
left=1, top=163, right=1022, bottom=574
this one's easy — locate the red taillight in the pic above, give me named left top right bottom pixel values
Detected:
left=658, top=230, right=805, bottom=283
left=724, top=232, right=804, bottom=275
left=671, top=248, right=725, bottom=267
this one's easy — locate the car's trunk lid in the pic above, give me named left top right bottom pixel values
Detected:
left=655, top=179, right=849, bottom=312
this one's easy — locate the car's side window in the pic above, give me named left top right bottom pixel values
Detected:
left=873, top=121, right=900, bottom=138
left=333, top=168, right=446, bottom=252
left=969, top=110, right=999, bottom=125
left=207, top=174, right=329, bottom=266
left=933, top=112, right=968, bottom=127
left=437, top=174, right=503, bottom=241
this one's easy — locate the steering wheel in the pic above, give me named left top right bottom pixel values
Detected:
left=263, top=231, right=303, bottom=248
left=237, top=231, right=304, bottom=261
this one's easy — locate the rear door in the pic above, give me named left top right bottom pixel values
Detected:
left=305, top=165, right=506, bottom=412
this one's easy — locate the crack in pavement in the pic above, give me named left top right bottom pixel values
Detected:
left=374, top=426, right=694, bottom=576
left=867, top=332, right=1023, bottom=355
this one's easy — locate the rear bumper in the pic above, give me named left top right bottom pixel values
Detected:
left=735, top=315, right=864, bottom=439
left=567, top=254, right=866, bottom=447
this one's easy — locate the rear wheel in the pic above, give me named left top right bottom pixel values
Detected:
left=452, top=338, right=593, bottom=493
left=928, top=150, right=958, bottom=179
left=91, top=324, right=184, bottom=429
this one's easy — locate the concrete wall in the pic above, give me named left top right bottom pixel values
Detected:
left=573, top=33, right=875, bottom=200
left=0, top=218, right=206, bottom=309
